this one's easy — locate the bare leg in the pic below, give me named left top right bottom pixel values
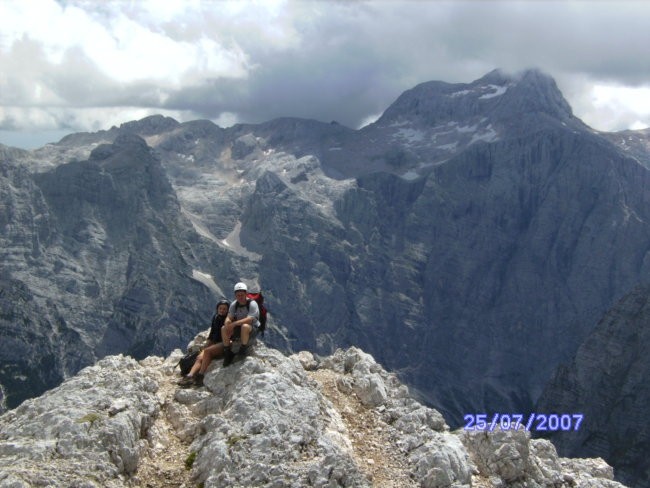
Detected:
left=221, top=324, right=234, bottom=347
left=241, top=324, right=252, bottom=345
left=188, top=352, right=203, bottom=376
left=199, top=343, right=224, bottom=374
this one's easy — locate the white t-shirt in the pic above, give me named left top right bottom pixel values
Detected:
left=229, top=299, right=260, bottom=328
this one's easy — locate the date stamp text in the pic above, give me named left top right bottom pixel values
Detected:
left=463, top=413, right=584, bottom=432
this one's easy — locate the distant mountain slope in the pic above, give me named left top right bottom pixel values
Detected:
left=536, top=285, right=650, bottom=488
left=0, top=134, right=240, bottom=409
left=602, top=128, right=650, bottom=169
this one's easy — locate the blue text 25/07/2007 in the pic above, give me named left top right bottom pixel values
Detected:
left=463, top=413, right=584, bottom=432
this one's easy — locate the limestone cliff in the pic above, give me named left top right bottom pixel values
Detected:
left=0, top=134, right=237, bottom=409
left=536, top=285, right=650, bottom=488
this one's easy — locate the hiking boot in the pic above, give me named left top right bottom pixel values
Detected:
left=177, top=375, right=194, bottom=388
left=193, top=373, right=204, bottom=387
left=222, top=348, right=235, bottom=367
left=238, top=344, right=249, bottom=356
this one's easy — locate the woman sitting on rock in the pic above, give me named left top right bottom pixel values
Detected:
left=178, top=299, right=229, bottom=387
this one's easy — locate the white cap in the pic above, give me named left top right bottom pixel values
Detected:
left=234, top=282, right=248, bottom=292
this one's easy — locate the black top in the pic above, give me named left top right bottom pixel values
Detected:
left=207, top=313, right=226, bottom=343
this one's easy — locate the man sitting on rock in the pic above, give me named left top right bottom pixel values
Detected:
left=178, top=299, right=230, bottom=387
left=222, top=282, right=260, bottom=367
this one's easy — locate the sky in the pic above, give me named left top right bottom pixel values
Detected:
left=1, top=0, right=650, bottom=149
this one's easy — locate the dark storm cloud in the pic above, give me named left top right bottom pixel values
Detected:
left=157, top=1, right=650, bottom=129
left=162, top=2, right=414, bottom=128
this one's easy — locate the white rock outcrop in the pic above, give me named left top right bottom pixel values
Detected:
left=0, top=344, right=628, bottom=488
left=0, top=355, right=160, bottom=487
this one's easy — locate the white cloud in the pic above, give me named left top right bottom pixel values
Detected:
left=358, top=113, right=382, bottom=129
left=592, top=84, right=650, bottom=115
left=135, top=0, right=203, bottom=24
left=565, top=80, right=650, bottom=132
left=0, top=0, right=251, bottom=86
left=590, top=84, right=650, bottom=131
left=0, top=105, right=196, bottom=133
left=1, top=0, right=650, bottom=147
left=213, top=112, right=239, bottom=128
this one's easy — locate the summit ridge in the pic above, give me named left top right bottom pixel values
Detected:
left=0, top=344, right=627, bottom=488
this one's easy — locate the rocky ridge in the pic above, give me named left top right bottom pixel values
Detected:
left=0, top=343, right=626, bottom=488
left=602, top=128, right=650, bottom=169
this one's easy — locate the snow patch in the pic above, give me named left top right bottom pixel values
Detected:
left=401, top=170, right=420, bottom=181
left=622, top=202, right=646, bottom=224
left=479, top=84, right=509, bottom=99
left=222, top=221, right=262, bottom=261
left=437, top=142, right=458, bottom=151
left=192, top=270, right=223, bottom=295
left=182, top=209, right=221, bottom=245
left=450, top=84, right=508, bottom=99
left=258, top=154, right=354, bottom=221
left=395, top=128, right=425, bottom=144
left=470, top=125, right=499, bottom=144
left=457, top=124, right=478, bottom=133
left=399, top=158, right=450, bottom=180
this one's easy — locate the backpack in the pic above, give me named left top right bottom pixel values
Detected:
left=176, top=350, right=199, bottom=376
left=235, top=292, right=268, bottom=336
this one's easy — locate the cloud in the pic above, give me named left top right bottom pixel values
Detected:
left=1, top=0, right=649, bottom=149
left=0, top=0, right=252, bottom=100
left=577, top=83, right=650, bottom=132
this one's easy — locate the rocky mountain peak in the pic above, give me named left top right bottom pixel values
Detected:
left=495, top=68, right=574, bottom=121
left=118, top=115, right=180, bottom=136
left=48, top=133, right=175, bottom=219
left=375, top=68, right=574, bottom=130
left=0, top=343, right=628, bottom=487
left=90, top=132, right=152, bottom=161
left=0, top=144, right=29, bottom=163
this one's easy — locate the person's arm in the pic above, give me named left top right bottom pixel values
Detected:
left=247, top=301, right=260, bottom=325
left=230, top=315, right=254, bottom=327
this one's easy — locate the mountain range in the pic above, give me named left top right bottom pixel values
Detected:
left=1, top=68, right=649, bottom=486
